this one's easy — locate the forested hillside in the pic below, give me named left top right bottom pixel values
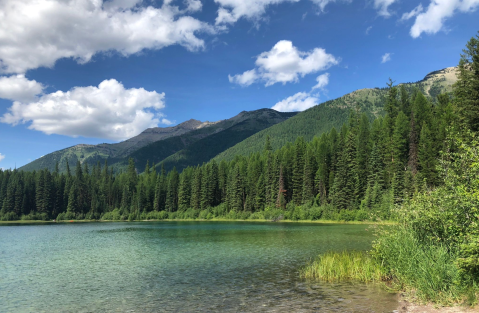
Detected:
left=214, top=67, right=457, bottom=162
left=19, top=119, right=212, bottom=173
left=20, top=109, right=295, bottom=174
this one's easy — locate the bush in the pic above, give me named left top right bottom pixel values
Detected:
left=101, top=208, right=121, bottom=221
left=308, top=206, right=323, bottom=220
left=372, top=225, right=462, bottom=304
left=249, top=211, right=265, bottom=220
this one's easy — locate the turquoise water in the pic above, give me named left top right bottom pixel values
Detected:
left=0, top=222, right=397, bottom=312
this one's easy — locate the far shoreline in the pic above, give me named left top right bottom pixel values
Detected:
left=0, top=218, right=396, bottom=225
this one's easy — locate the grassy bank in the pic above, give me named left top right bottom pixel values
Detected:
left=0, top=218, right=394, bottom=225
left=302, top=225, right=477, bottom=306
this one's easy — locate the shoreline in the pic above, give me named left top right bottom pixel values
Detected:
left=397, top=294, right=479, bottom=313
left=0, top=218, right=395, bottom=225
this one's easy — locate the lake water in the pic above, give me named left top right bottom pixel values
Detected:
left=0, top=221, right=398, bottom=312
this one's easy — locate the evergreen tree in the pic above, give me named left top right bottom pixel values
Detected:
left=454, top=31, right=479, bottom=132
left=292, top=137, right=306, bottom=205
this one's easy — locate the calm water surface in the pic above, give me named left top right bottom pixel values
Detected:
left=0, top=221, right=397, bottom=312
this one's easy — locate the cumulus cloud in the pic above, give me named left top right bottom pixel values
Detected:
left=0, top=0, right=214, bottom=74
left=272, top=72, right=330, bottom=112
left=272, top=92, right=319, bottom=112
left=214, top=0, right=300, bottom=24
left=229, top=40, right=339, bottom=87
left=0, top=153, right=5, bottom=163
left=400, top=4, right=424, bottom=21
left=185, top=0, right=203, bottom=12
left=374, top=0, right=397, bottom=16
left=409, top=0, right=479, bottom=38
left=312, top=73, right=330, bottom=90
left=0, top=75, right=45, bottom=102
left=381, top=53, right=392, bottom=63
left=0, top=79, right=168, bottom=141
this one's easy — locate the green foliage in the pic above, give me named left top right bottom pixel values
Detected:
left=454, top=31, right=479, bottom=132
left=300, top=251, right=386, bottom=283
left=372, top=225, right=462, bottom=304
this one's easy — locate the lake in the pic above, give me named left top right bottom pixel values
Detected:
left=0, top=221, right=397, bottom=312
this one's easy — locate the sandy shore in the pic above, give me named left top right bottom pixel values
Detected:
left=396, top=294, right=478, bottom=313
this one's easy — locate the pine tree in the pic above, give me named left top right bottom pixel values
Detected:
left=165, top=168, right=179, bottom=212
left=227, top=164, right=243, bottom=211
left=356, top=114, right=371, bottom=199
left=190, top=167, right=201, bottom=210
left=264, top=135, right=272, bottom=152
left=408, top=111, right=419, bottom=175
left=302, top=149, right=315, bottom=204
left=276, top=166, right=286, bottom=209
left=292, top=137, right=306, bottom=205
left=454, top=31, right=479, bottom=132
left=418, top=123, right=437, bottom=186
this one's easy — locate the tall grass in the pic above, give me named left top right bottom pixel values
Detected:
left=372, top=225, right=463, bottom=304
left=302, top=226, right=467, bottom=305
left=300, top=251, right=386, bottom=283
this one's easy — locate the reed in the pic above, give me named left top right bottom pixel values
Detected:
left=300, top=251, right=386, bottom=283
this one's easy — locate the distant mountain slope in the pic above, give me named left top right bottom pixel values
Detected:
left=20, top=119, right=216, bottom=172
left=213, top=67, right=458, bottom=162
left=20, top=109, right=296, bottom=173
left=156, top=109, right=296, bottom=172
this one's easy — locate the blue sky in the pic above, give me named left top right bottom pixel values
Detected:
left=0, top=0, right=478, bottom=169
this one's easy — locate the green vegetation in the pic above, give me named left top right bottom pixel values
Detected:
left=300, top=251, right=386, bottom=283
left=214, top=67, right=457, bottom=162
left=301, top=32, right=479, bottom=306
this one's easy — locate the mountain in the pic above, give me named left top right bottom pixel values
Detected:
left=213, top=67, right=458, bottom=162
left=20, top=67, right=457, bottom=173
left=20, top=109, right=296, bottom=173
left=155, top=109, right=296, bottom=172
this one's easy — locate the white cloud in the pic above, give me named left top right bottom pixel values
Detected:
left=214, top=0, right=300, bottom=25
left=312, top=73, right=330, bottom=90
left=409, top=0, right=479, bottom=38
left=0, top=153, right=5, bottom=162
left=0, top=79, right=168, bottom=141
left=272, top=72, right=331, bottom=112
left=400, top=4, right=424, bottom=21
left=366, top=26, right=373, bottom=34
left=228, top=69, right=258, bottom=86
left=185, top=0, right=203, bottom=12
left=0, top=75, right=45, bottom=102
left=0, top=0, right=214, bottom=74
left=310, top=0, right=337, bottom=11
left=272, top=92, right=319, bottom=112
left=229, top=40, right=339, bottom=87
left=214, top=0, right=346, bottom=25
left=160, top=118, right=174, bottom=125
left=374, top=0, right=396, bottom=17
left=381, top=53, right=392, bottom=63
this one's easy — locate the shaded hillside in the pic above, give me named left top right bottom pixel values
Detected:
left=157, top=109, right=296, bottom=172
left=21, top=109, right=296, bottom=174
left=213, top=67, right=458, bottom=162
left=19, top=119, right=214, bottom=173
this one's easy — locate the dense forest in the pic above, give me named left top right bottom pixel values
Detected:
left=0, top=33, right=477, bottom=224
